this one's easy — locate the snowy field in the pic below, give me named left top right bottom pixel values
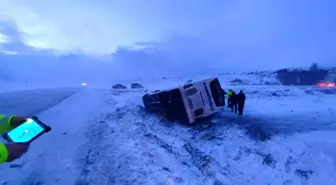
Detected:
left=0, top=79, right=336, bottom=185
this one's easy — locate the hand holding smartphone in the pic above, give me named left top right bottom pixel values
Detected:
left=3, top=116, right=51, bottom=144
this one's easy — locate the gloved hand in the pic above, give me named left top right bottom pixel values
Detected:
left=4, top=143, right=29, bottom=162
left=4, top=116, right=30, bottom=162
left=10, top=116, right=28, bottom=128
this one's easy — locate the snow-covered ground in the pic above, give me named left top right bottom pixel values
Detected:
left=0, top=78, right=336, bottom=185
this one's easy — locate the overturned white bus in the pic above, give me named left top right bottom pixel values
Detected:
left=142, top=77, right=225, bottom=124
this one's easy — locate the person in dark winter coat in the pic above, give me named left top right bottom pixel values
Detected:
left=237, top=90, right=246, bottom=115
left=230, top=91, right=238, bottom=113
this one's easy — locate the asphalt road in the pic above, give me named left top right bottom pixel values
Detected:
left=0, top=88, right=81, bottom=116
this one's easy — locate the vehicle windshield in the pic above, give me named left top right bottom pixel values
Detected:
left=209, top=78, right=225, bottom=107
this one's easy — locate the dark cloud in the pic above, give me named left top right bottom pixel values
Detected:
left=112, top=0, right=336, bottom=74
left=0, top=18, right=58, bottom=55
left=0, top=18, right=34, bottom=53
left=1, top=0, right=335, bottom=80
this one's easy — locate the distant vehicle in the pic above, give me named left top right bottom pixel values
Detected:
left=317, top=82, right=335, bottom=87
left=142, top=77, right=225, bottom=124
left=228, top=78, right=244, bottom=85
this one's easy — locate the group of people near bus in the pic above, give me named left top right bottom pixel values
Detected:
left=224, top=89, right=246, bottom=115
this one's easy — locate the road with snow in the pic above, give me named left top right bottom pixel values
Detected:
left=0, top=88, right=81, bottom=116
left=0, top=87, right=336, bottom=185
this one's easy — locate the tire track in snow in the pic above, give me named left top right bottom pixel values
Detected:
left=82, top=94, right=189, bottom=184
left=74, top=95, right=117, bottom=185
left=104, top=106, right=153, bottom=184
left=134, top=106, right=238, bottom=184
left=72, top=91, right=245, bottom=184
left=96, top=93, right=162, bottom=185
left=75, top=119, right=114, bottom=185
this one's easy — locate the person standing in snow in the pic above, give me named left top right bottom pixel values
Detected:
left=230, top=91, right=238, bottom=113
left=237, top=90, right=246, bottom=115
left=227, top=89, right=233, bottom=107
left=0, top=115, right=29, bottom=164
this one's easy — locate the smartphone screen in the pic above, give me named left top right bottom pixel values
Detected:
left=7, top=118, right=45, bottom=143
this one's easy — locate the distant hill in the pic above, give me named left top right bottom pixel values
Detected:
left=234, top=66, right=336, bottom=86
left=274, top=67, right=331, bottom=85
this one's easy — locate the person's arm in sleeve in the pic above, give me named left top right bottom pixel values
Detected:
left=0, top=144, right=9, bottom=164
left=0, top=115, right=29, bottom=164
left=0, top=115, right=15, bottom=134
left=0, top=114, right=14, bottom=163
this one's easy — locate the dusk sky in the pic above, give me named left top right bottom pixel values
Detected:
left=0, top=0, right=335, bottom=71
